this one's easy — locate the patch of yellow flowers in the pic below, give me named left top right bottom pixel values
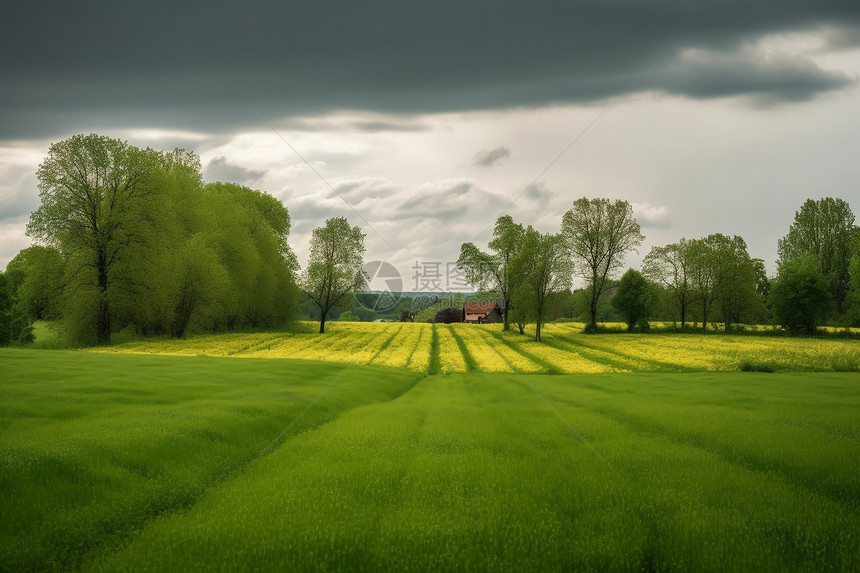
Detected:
left=89, top=320, right=859, bottom=374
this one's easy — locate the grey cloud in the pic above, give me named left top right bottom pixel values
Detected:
left=203, top=157, right=265, bottom=185
left=523, top=182, right=554, bottom=203
left=2, top=1, right=859, bottom=140
left=398, top=180, right=476, bottom=216
left=473, top=146, right=511, bottom=168
left=0, top=166, right=39, bottom=223
left=655, top=47, right=854, bottom=103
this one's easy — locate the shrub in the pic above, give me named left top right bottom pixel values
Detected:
left=434, top=307, right=462, bottom=324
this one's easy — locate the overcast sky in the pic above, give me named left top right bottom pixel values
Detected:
left=2, top=1, right=860, bottom=290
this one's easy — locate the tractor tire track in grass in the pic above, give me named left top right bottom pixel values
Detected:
left=447, top=326, right=479, bottom=372
left=586, top=404, right=859, bottom=509
left=532, top=378, right=860, bottom=509
left=484, top=330, right=558, bottom=374
left=0, top=351, right=422, bottom=573
left=546, top=333, right=686, bottom=372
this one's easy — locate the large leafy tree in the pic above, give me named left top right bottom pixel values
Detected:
left=27, top=135, right=160, bottom=344
left=777, top=198, right=855, bottom=315
left=710, top=234, right=760, bottom=330
left=509, top=228, right=573, bottom=341
left=458, top=215, right=525, bottom=330
left=561, top=198, right=643, bottom=330
left=769, top=257, right=831, bottom=334
left=687, top=234, right=761, bottom=330
left=642, top=239, right=692, bottom=327
left=300, top=217, right=367, bottom=333
left=612, top=268, right=654, bottom=331
left=687, top=236, right=718, bottom=330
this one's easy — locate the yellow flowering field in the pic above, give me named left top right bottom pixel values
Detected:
left=89, top=321, right=859, bottom=374
left=435, top=325, right=468, bottom=373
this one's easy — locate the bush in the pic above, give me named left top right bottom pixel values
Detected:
left=739, top=361, right=775, bottom=373
left=434, top=307, right=462, bottom=324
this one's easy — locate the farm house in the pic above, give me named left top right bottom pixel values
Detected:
left=463, top=301, right=503, bottom=324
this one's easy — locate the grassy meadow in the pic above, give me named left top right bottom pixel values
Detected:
left=2, top=325, right=859, bottom=571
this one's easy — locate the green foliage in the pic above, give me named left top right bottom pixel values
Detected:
left=769, top=257, right=831, bottom=334
left=611, top=269, right=654, bottom=331
left=686, top=234, right=763, bottom=331
left=21, top=135, right=299, bottom=344
left=0, top=272, right=10, bottom=345
left=643, top=239, right=692, bottom=326
left=434, top=307, right=462, bottom=324
left=778, top=197, right=855, bottom=315
left=299, top=217, right=367, bottom=333
left=562, top=197, right=644, bottom=328
left=508, top=227, right=573, bottom=340
left=458, top=215, right=525, bottom=330
left=338, top=310, right=360, bottom=321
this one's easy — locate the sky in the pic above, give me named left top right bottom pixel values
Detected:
left=2, top=1, right=860, bottom=291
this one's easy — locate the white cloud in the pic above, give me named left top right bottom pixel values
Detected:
left=632, top=202, right=671, bottom=229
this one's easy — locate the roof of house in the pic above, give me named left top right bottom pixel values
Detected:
left=463, top=301, right=500, bottom=314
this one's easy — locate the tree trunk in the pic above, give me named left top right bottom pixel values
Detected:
left=680, top=296, right=686, bottom=328
left=319, top=313, right=327, bottom=333
left=535, top=320, right=541, bottom=342
left=502, top=296, right=510, bottom=331
left=702, top=300, right=708, bottom=331
left=96, top=250, right=111, bottom=345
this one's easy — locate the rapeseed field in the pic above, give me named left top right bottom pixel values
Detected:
left=90, top=321, right=860, bottom=373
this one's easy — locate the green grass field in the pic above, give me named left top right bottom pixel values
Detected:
left=2, top=346, right=859, bottom=571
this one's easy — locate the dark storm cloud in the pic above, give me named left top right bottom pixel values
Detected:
left=2, top=1, right=859, bottom=140
left=473, top=146, right=511, bottom=168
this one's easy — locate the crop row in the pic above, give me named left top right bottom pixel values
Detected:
left=90, top=322, right=860, bottom=373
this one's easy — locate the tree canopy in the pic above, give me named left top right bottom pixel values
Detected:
left=300, top=217, right=367, bottom=333
left=769, top=257, right=831, bottom=334
left=22, top=134, right=299, bottom=345
left=561, top=198, right=643, bottom=330
left=612, top=269, right=654, bottom=331
left=509, top=228, right=573, bottom=341
left=458, top=215, right=525, bottom=330
left=778, top=197, right=855, bottom=315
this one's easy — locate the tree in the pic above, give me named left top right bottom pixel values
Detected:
left=458, top=215, right=525, bottom=330
left=687, top=236, right=717, bottom=330
left=561, top=198, right=643, bottom=330
left=777, top=198, right=855, bottom=315
left=27, top=135, right=160, bottom=344
left=434, top=307, right=462, bottom=324
left=612, top=269, right=653, bottom=331
left=300, top=218, right=367, bottom=333
left=0, top=273, right=11, bottom=346
left=642, top=239, right=692, bottom=327
left=686, top=234, right=760, bottom=330
left=769, top=257, right=831, bottom=334
left=709, top=234, right=759, bottom=330
left=509, top=228, right=573, bottom=341
left=5, top=246, right=64, bottom=321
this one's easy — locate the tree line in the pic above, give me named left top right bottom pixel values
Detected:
left=1, top=135, right=299, bottom=346
left=458, top=196, right=859, bottom=340
left=1, top=134, right=858, bottom=345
